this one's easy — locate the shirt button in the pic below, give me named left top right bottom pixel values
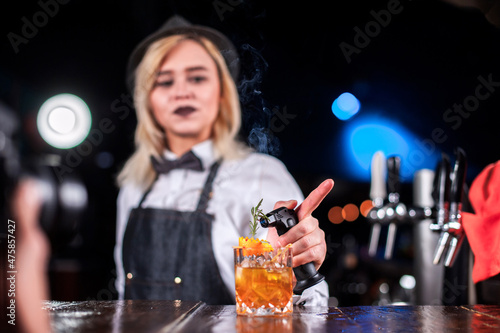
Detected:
left=127, top=273, right=133, bottom=279
left=174, top=277, right=182, bottom=284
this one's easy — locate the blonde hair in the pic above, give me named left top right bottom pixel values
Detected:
left=117, top=34, right=250, bottom=189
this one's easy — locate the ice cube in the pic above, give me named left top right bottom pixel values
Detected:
left=241, top=258, right=251, bottom=268
left=255, top=255, right=266, bottom=266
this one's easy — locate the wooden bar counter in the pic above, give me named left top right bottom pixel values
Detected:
left=43, top=300, right=500, bottom=332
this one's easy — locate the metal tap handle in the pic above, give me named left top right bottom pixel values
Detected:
left=431, top=153, right=451, bottom=229
left=385, top=156, right=401, bottom=259
left=433, top=231, right=450, bottom=265
left=444, top=230, right=465, bottom=267
left=449, top=148, right=466, bottom=207
left=387, top=156, right=401, bottom=202
left=432, top=148, right=467, bottom=266
left=368, top=151, right=387, bottom=257
left=370, top=151, right=387, bottom=207
left=260, top=207, right=325, bottom=295
left=444, top=148, right=467, bottom=267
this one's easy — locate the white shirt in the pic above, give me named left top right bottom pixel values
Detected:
left=114, top=140, right=329, bottom=305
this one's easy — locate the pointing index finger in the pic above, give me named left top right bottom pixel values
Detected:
left=296, top=179, right=334, bottom=220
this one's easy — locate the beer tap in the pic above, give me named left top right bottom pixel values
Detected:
left=432, top=148, right=467, bottom=267
left=366, top=154, right=407, bottom=259
left=384, top=156, right=407, bottom=259
left=367, top=151, right=387, bottom=257
left=429, top=154, right=451, bottom=235
left=364, top=148, right=472, bottom=304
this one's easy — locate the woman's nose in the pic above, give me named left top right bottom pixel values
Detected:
left=172, top=80, right=192, bottom=100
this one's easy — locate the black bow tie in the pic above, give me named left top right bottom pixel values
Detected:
left=151, top=151, right=203, bottom=174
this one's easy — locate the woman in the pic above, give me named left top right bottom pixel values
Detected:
left=114, top=15, right=333, bottom=305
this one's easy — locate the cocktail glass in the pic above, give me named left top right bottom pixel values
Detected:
left=234, top=246, right=293, bottom=316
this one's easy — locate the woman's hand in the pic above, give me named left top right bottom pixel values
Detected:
left=267, top=179, right=334, bottom=271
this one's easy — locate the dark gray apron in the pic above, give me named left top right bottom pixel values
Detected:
left=122, top=161, right=234, bottom=305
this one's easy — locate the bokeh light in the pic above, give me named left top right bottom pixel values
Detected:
left=332, top=92, right=360, bottom=121
left=37, top=93, right=91, bottom=149
left=340, top=113, right=441, bottom=182
left=328, top=206, right=344, bottom=224
left=95, top=151, right=114, bottom=169
left=360, top=199, right=374, bottom=217
left=399, top=275, right=416, bottom=290
left=342, top=203, right=359, bottom=222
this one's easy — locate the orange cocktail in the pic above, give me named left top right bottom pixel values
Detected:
left=234, top=244, right=293, bottom=316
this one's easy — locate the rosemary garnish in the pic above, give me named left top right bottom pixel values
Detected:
left=249, top=198, right=270, bottom=239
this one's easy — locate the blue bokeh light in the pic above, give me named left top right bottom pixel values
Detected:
left=340, top=114, right=441, bottom=182
left=332, top=92, right=360, bottom=121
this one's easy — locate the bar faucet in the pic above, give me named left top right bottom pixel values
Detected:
left=429, top=154, right=451, bottom=232
left=385, top=156, right=407, bottom=259
left=365, top=148, right=471, bottom=305
left=367, top=153, right=407, bottom=259
left=431, top=148, right=467, bottom=267
left=366, top=149, right=467, bottom=266
left=367, top=151, right=386, bottom=257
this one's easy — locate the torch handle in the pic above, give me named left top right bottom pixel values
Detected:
left=262, top=207, right=325, bottom=295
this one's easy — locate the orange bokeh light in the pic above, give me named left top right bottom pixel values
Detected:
left=360, top=199, right=374, bottom=217
left=342, top=203, right=359, bottom=222
left=328, top=206, right=344, bottom=224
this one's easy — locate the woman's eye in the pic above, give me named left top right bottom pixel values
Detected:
left=189, top=76, right=207, bottom=83
left=154, top=80, right=173, bottom=87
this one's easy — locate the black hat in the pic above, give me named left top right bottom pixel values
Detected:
left=126, top=15, right=240, bottom=92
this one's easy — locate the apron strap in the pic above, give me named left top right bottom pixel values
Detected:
left=196, top=160, right=222, bottom=212
left=137, top=174, right=159, bottom=208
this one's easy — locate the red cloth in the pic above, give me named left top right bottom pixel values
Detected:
left=462, top=160, right=500, bottom=283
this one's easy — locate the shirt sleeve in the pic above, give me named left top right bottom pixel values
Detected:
left=293, top=280, right=329, bottom=306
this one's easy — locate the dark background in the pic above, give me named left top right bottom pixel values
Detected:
left=1, top=0, right=499, bottom=305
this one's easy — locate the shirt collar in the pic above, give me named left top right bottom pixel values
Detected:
left=162, top=140, right=216, bottom=171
